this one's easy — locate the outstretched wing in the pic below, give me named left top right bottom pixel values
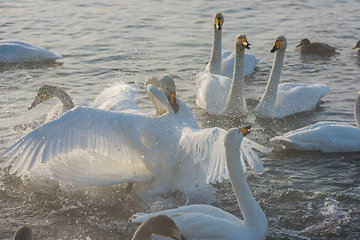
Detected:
left=173, top=127, right=272, bottom=194
left=89, top=81, right=140, bottom=113
left=0, top=106, right=148, bottom=176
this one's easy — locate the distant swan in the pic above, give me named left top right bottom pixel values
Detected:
left=196, top=34, right=250, bottom=117
left=296, top=38, right=337, bottom=56
left=271, top=91, right=360, bottom=152
left=255, top=35, right=330, bottom=118
left=205, top=12, right=259, bottom=77
left=351, top=40, right=360, bottom=57
left=0, top=41, right=62, bottom=63
left=131, top=127, right=268, bottom=240
left=132, top=214, right=186, bottom=240
left=0, top=77, right=271, bottom=199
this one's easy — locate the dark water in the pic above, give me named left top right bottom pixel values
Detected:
left=1, top=0, right=360, bottom=239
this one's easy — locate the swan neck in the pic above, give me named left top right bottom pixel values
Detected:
left=355, top=91, right=360, bottom=129
left=208, top=26, right=222, bottom=74
left=56, top=88, right=75, bottom=110
left=131, top=222, right=152, bottom=240
left=225, top=145, right=267, bottom=229
left=258, top=49, right=285, bottom=111
left=223, top=49, right=247, bottom=116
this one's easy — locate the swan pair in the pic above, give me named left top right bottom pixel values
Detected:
left=131, top=127, right=268, bottom=240
left=0, top=76, right=271, bottom=199
left=0, top=40, right=62, bottom=63
left=197, top=34, right=330, bottom=118
left=271, top=91, right=360, bottom=152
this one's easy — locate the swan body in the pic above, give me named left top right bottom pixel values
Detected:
left=0, top=77, right=271, bottom=198
left=0, top=41, right=62, bottom=63
left=271, top=91, right=360, bottom=152
left=204, top=13, right=259, bottom=77
left=196, top=34, right=249, bottom=117
left=132, top=214, right=187, bottom=240
left=296, top=38, right=337, bottom=55
left=131, top=127, right=268, bottom=240
left=255, top=35, right=330, bottom=118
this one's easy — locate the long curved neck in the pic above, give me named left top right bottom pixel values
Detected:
left=207, top=26, right=222, bottom=74
left=55, top=88, right=74, bottom=111
left=145, top=77, right=167, bottom=115
left=258, top=49, right=285, bottom=112
left=225, top=145, right=267, bottom=230
left=132, top=222, right=152, bottom=240
left=355, top=91, right=360, bottom=129
left=223, top=49, right=247, bottom=117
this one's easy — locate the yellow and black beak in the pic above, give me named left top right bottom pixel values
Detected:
left=271, top=40, right=281, bottom=53
left=168, top=90, right=179, bottom=113
left=238, top=125, right=251, bottom=136
left=242, top=37, right=251, bottom=49
left=215, top=18, right=223, bottom=30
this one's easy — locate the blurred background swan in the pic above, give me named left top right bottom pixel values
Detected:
left=255, top=35, right=330, bottom=118
left=204, top=12, right=259, bottom=78
left=0, top=77, right=271, bottom=201
left=196, top=34, right=250, bottom=117
left=0, top=40, right=62, bottom=63
left=271, top=91, right=360, bottom=152
left=131, top=127, right=268, bottom=240
left=351, top=40, right=360, bottom=57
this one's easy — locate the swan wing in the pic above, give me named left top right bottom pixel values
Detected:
left=196, top=72, right=231, bottom=115
left=89, top=81, right=140, bottom=113
left=0, top=106, right=147, bottom=176
left=271, top=121, right=360, bottom=152
left=46, top=152, right=153, bottom=186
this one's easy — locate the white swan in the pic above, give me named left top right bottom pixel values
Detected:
left=196, top=34, right=249, bottom=117
left=271, top=91, right=360, bottom=152
left=0, top=41, right=62, bottom=63
left=204, top=12, right=259, bottom=77
left=255, top=35, right=330, bottom=118
left=0, top=77, right=271, bottom=199
left=131, top=127, right=268, bottom=240
left=132, top=214, right=187, bottom=240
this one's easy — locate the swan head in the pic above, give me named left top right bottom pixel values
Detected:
left=224, top=126, right=251, bottom=149
left=351, top=40, right=360, bottom=50
left=296, top=38, right=311, bottom=48
left=145, top=75, right=180, bottom=113
left=13, top=226, right=32, bottom=240
left=235, top=34, right=251, bottom=51
left=271, top=35, right=287, bottom=53
left=136, top=214, right=187, bottom=240
left=28, top=85, right=62, bottom=110
left=212, top=12, right=224, bottom=30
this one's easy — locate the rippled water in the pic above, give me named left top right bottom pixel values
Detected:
left=1, top=0, right=360, bottom=239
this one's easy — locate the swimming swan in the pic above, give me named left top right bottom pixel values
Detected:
left=0, top=77, right=271, bottom=198
left=132, top=214, right=187, bottom=240
left=131, top=127, right=268, bottom=240
left=204, top=12, right=259, bottom=77
left=271, top=91, right=360, bottom=152
left=255, top=35, right=330, bottom=118
left=296, top=38, right=337, bottom=56
left=196, top=34, right=249, bottom=117
left=0, top=40, right=62, bottom=63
